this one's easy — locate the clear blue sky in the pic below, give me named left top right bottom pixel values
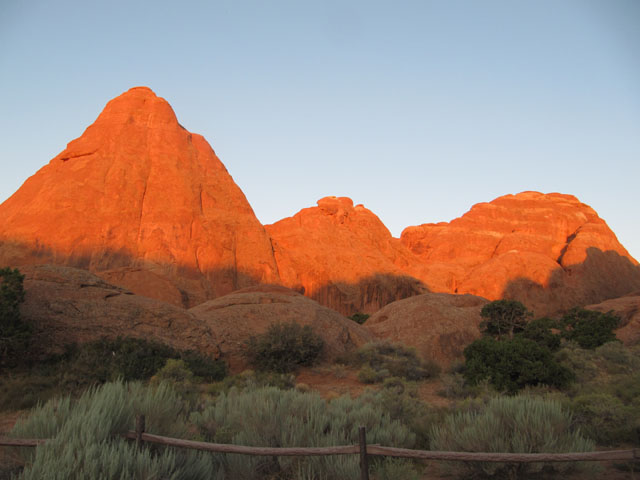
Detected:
left=1, top=0, right=639, bottom=260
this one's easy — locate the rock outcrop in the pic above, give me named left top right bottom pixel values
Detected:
left=586, top=293, right=640, bottom=346
left=189, top=284, right=376, bottom=371
left=19, top=264, right=221, bottom=357
left=265, top=196, right=428, bottom=315
left=365, top=292, right=488, bottom=367
left=2, top=88, right=638, bottom=324
left=402, top=192, right=640, bottom=315
left=19, top=265, right=375, bottom=371
left=0, top=87, right=279, bottom=307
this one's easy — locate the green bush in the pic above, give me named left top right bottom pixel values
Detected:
left=479, top=299, right=531, bottom=340
left=561, top=308, right=620, bottom=349
left=463, top=336, right=573, bottom=393
left=610, top=371, right=640, bottom=405
left=61, top=337, right=226, bottom=387
left=206, top=369, right=296, bottom=397
left=567, top=393, right=640, bottom=446
left=245, top=322, right=324, bottom=373
left=556, top=341, right=640, bottom=399
left=0, top=337, right=226, bottom=411
left=151, top=359, right=194, bottom=385
left=430, top=395, right=594, bottom=479
left=348, top=312, right=370, bottom=324
left=358, top=378, right=447, bottom=449
left=0, top=267, right=31, bottom=369
left=354, top=341, right=440, bottom=383
left=10, top=381, right=216, bottom=479
left=555, top=342, right=599, bottom=387
left=190, top=385, right=415, bottom=479
left=519, top=317, right=562, bottom=352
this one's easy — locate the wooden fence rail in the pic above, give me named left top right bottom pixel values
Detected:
left=1, top=414, right=638, bottom=480
left=3, top=434, right=635, bottom=463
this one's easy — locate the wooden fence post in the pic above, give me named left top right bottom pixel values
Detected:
left=136, top=414, right=146, bottom=450
left=359, top=426, right=369, bottom=480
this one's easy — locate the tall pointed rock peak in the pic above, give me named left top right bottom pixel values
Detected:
left=0, top=88, right=279, bottom=307
left=89, top=86, right=179, bottom=128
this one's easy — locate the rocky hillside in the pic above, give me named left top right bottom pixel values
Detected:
left=0, top=87, right=279, bottom=308
left=1, top=87, right=639, bottom=319
left=402, top=191, right=640, bottom=315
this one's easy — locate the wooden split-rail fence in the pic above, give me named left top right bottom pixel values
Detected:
left=1, top=415, right=638, bottom=480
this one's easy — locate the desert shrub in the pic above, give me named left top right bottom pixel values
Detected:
left=567, top=393, right=640, bottom=446
left=359, top=378, right=447, bottom=449
left=60, top=337, right=226, bottom=387
left=519, top=316, right=562, bottom=352
left=207, top=369, right=296, bottom=397
left=595, top=341, right=640, bottom=375
left=150, top=358, right=194, bottom=386
left=556, top=341, right=640, bottom=398
left=348, top=312, right=370, bottom=324
left=438, top=373, right=499, bottom=401
left=179, top=349, right=227, bottom=381
left=61, top=337, right=177, bottom=384
left=0, top=267, right=31, bottom=369
left=480, top=299, right=531, bottom=340
left=245, top=322, right=324, bottom=373
left=430, top=395, right=594, bottom=479
left=463, top=336, right=573, bottom=393
left=610, top=371, right=640, bottom=405
left=372, top=457, right=419, bottom=480
left=357, top=364, right=388, bottom=384
left=10, top=381, right=216, bottom=479
left=355, top=341, right=440, bottom=383
left=555, top=342, right=599, bottom=386
left=561, top=308, right=620, bottom=349
left=190, top=385, right=415, bottom=479
left=0, top=374, right=61, bottom=411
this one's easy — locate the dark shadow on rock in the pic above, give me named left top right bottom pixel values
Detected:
left=0, top=238, right=429, bottom=315
left=501, top=247, right=640, bottom=317
left=310, top=274, right=429, bottom=316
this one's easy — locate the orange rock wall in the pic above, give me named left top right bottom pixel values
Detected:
left=2, top=88, right=639, bottom=318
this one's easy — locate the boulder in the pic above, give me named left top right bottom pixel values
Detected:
left=19, top=264, right=221, bottom=358
left=365, top=292, right=489, bottom=367
left=189, top=284, right=376, bottom=371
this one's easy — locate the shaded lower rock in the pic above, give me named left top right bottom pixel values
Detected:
left=189, top=284, right=376, bottom=372
left=365, top=292, right=489, bottom=368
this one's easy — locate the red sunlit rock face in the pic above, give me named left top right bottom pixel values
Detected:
left=0, top=87, right=279, bottom=307
left=265, top=196, right=428, bottom=315
left=401, top=191, right=640, bottom=315
left=1, top=88, right=638, bottom=322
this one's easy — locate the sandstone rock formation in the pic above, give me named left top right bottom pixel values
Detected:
left=0, top=87, right=279, bottom=307
left=365, top=293, right=488, bottom=367
left=2, top=87, right=638, bottom=324
left=189, top=284, right=376, bottom=371
left=402, top=192, right=640, bottom=316
left=586, top=293, right=640, bottom=346
left=19, top=264, right=221, bottom=358
left=266, top=196, right=428, bottom=315
left=20, top=265, right=373, bottom=373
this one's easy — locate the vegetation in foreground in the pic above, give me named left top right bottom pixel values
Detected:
left=2, top=269, right=639, bottom=479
